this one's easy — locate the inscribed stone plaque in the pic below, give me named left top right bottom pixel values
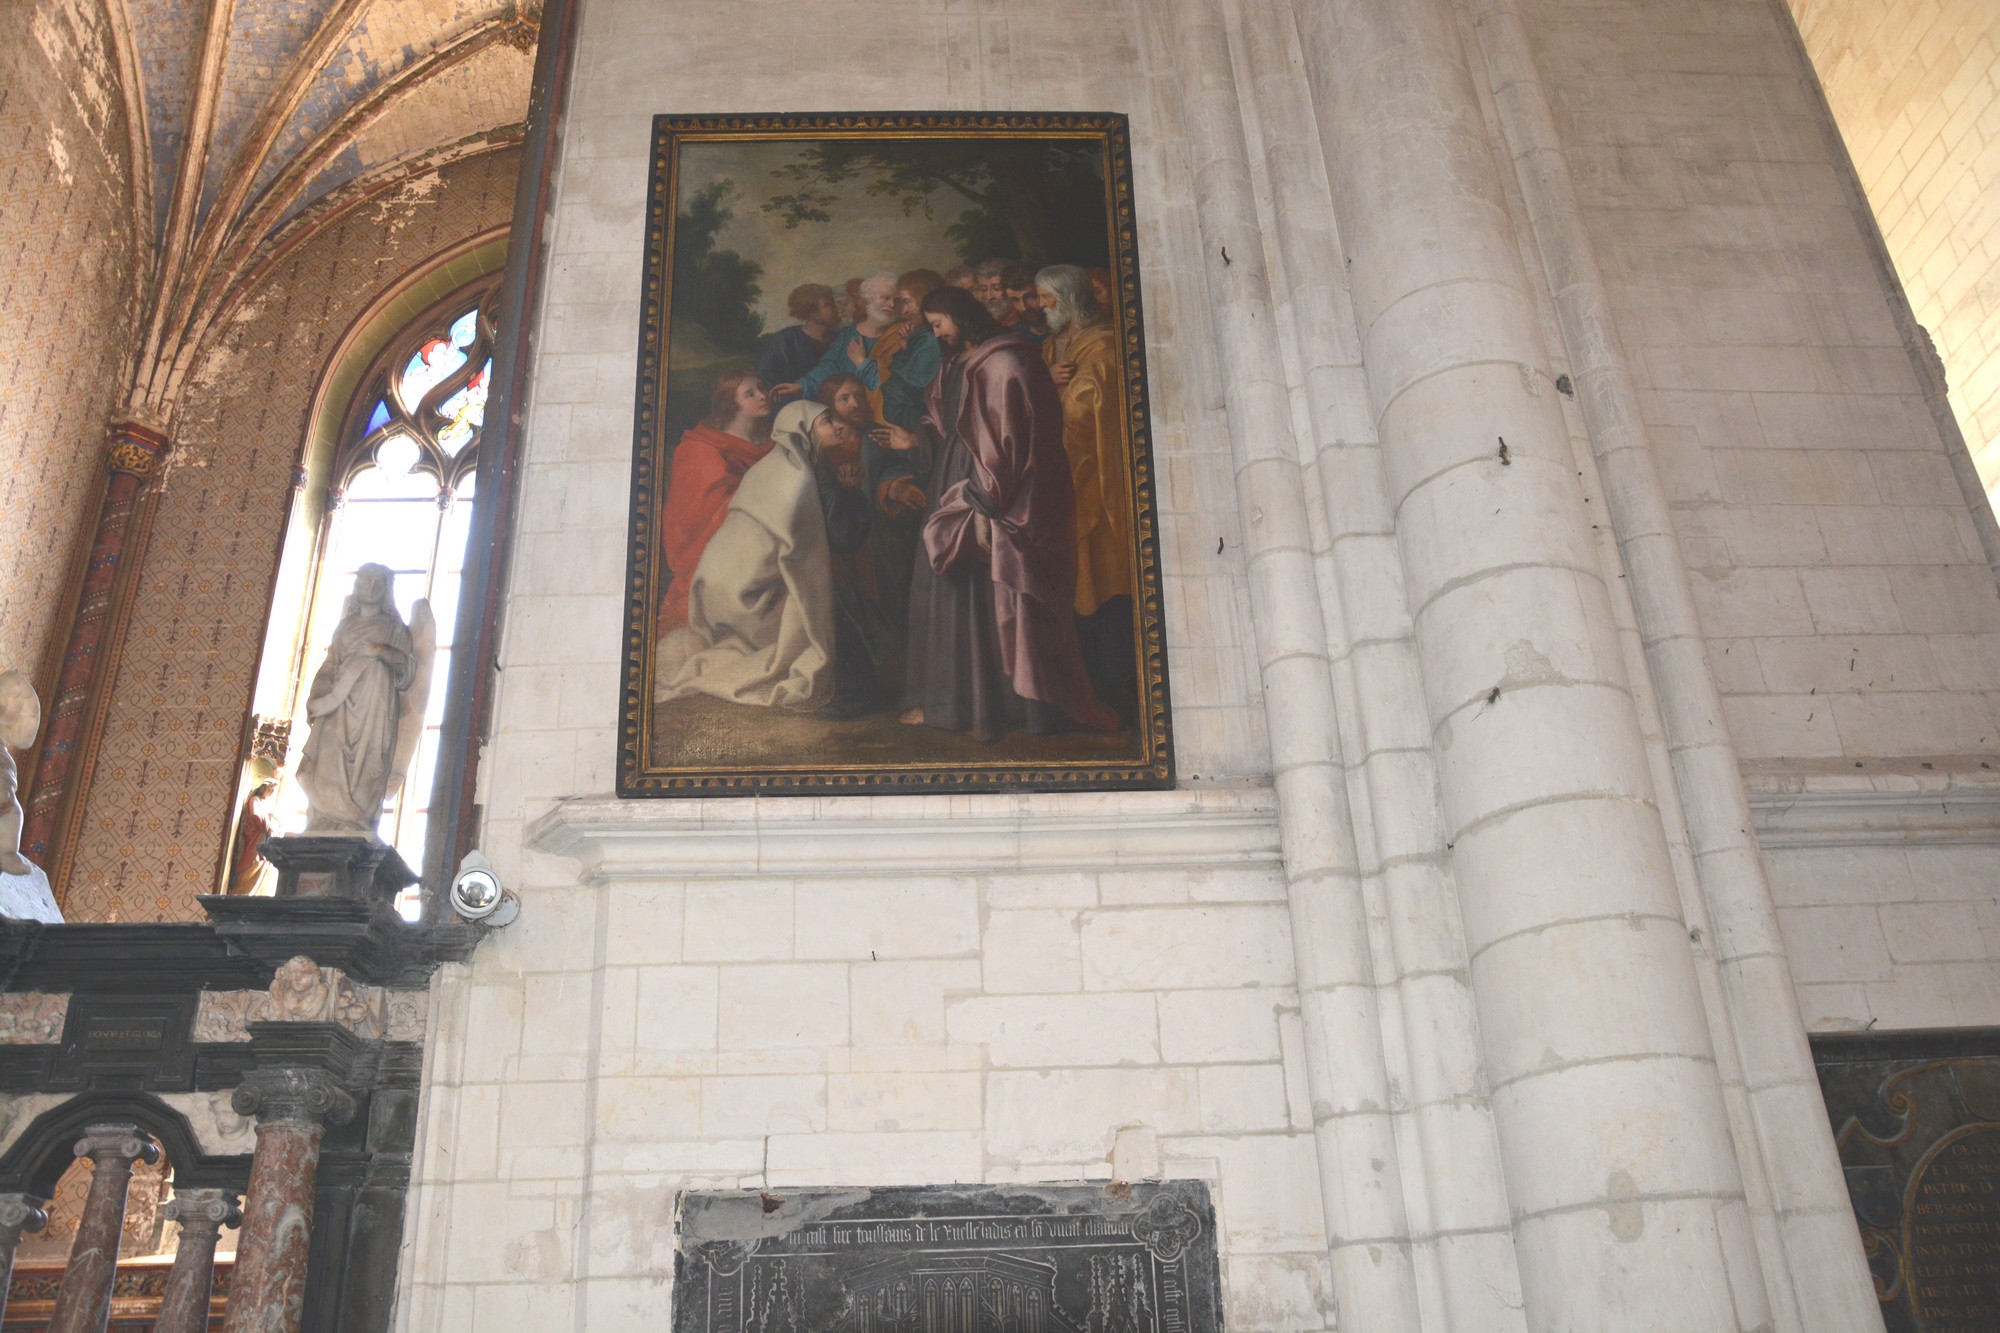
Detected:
left=671, top=1181, right=1221, bottom=1332
left=1815, top=1031, right=2000, bottom=1331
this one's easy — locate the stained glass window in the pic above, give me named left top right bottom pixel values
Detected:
left=254, top=280, right=500, bottom=919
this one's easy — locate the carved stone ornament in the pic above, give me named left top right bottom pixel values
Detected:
left=265, top=955, right=385, bottom=1039
left=160, top=1189, right=242, bottom=1231
left=194, top=958, right=398, bottom=1042
left=0, top=992, right=69, bottom=1045
left=0, top=1193, right=48, bottom=1241
left=73, top=1123, right=162, bottom=1168
left=385, top=989, right=427, bottom=1042
left=231, top=1067, right=356, bottom=1129
left=191, top=990, right=261, bottom=1044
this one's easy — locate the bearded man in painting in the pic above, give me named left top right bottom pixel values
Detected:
left=777, top=273, right=902, bottom=406
left=881, top=286, right=1119, bottom=740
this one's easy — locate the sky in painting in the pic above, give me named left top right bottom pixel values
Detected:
left=677, top=140, right=967, bottom=330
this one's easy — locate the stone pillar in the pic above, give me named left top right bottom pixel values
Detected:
left=1293, top=0, right=1772, bottom=1327
left=1233, top=4, right=1530, bottom=1326
left=157, top=1189, right=241, bottom=1333
left=47, top=1123, right=160, bottom=1333
left=1458, top=3, right=1883, bottom=1327
left=223, top=1069, right=353, bottom=1333
left=0, top=1194, right=49, bottom=1324
left=1150, top=1, right=1420, bottom=1326
left=21, top=420, right=170, bottom=865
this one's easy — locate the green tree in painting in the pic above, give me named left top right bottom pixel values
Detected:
left=762, top=140, right=1110, bottom=267
left=674, top=180, right=764, bottom=354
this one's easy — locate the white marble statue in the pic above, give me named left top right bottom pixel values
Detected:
left=295, top=564, right=435, bottom=836
left=0, top=671, right=39, bottom=876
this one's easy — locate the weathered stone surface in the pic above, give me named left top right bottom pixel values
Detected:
left=672, top=1181, right=1220, bottom=1332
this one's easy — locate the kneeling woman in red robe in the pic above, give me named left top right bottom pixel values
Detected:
left=657, top=370, right=775, bottom=635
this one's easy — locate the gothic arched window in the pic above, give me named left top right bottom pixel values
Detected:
left=235, top=275, right=499, bottom=911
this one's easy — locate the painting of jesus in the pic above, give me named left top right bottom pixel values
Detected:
left=620, top=114, right=1171, bottom=795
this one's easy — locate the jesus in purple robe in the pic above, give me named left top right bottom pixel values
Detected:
left=878, top=285, right=1119, bottom=741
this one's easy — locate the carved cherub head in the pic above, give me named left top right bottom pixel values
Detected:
left=267, top=955, right=329, bottom=1020
left=0, top=672, right=38, bottom=752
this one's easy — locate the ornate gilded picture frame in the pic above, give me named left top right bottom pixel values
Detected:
left=620, top=113, right=1172, bottom=795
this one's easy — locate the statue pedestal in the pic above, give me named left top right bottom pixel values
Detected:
left=0, top=861, right=62, bottom=924
left=256, top=836, right=416, bottom=905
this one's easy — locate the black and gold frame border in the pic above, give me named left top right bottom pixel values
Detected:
left=618, top=111, right=1174, bottom=796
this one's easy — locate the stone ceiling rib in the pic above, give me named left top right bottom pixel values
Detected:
left=102, top=0, right=156, bottom=302
left=199, top=0, right=369, bottom=239
left=131, top=0, right=237, bottom=418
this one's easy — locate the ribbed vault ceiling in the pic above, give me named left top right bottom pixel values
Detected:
left=108, top=0, right=537, bottom=415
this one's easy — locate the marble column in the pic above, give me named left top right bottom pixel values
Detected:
left=0, top=1193, right=48, bottom=1325
left=157, top=1189, right=241, bottom=1333
left=47, top=1123, right=160, bottom=1333
left=21, top=420, right=170, bottom=865
left=1293, top=0, right=1772, bottom=1327
left=222, top=1069, right=353, bottom=1333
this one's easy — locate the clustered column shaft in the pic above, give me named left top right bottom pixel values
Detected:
left=47, top=1123, right=160, bottom=1333
left=1153, top=0, right=1424, bottom=1325
left=1293, top=0, right=1774, bottom=1326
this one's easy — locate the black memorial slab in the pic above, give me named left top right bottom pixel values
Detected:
left=672, top=1181, right=1222, bottom=1332
left=1815, top=1028, right=2000, bottom=1332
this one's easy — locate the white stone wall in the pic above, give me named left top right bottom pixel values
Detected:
left=1528, top=0, right=2000, bottom=764
left=397, top=0, right=1325, bottom=1327
left=1752, top=768, right=2000, bottom=1029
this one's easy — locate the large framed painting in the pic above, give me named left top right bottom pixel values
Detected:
left=620, top=113, right=1173, bottom=795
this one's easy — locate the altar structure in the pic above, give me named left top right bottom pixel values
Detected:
left=2, top=0, right=1999, bottom=1330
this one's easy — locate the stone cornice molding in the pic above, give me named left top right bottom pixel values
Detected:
left=526, top=785, right=1281, bottom=881
left=1745, top=769, right=2000, bottom=849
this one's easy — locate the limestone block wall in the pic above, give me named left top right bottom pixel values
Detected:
left=1789, top=0, right=2000, bottom=495
left=60, top=149, right=521, bottom=923
left=398, top=0, right=1305, bottom=1326
left=1752, top=769, right=2000, bottom=1029
left=1528, top=0, right=2000, bottom=764
left=0, top=0, right=139, bottom=685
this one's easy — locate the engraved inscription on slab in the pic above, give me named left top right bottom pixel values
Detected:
left=671, top=1181, right=1221, bottom=1332
left=1816, top=1034, right=2000, bottom=1331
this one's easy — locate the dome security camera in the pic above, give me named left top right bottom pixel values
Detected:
left=449, top=850, right=518, bottom=926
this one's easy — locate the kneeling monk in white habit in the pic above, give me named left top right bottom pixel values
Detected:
left=656, top=399, right=869, bottom=710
